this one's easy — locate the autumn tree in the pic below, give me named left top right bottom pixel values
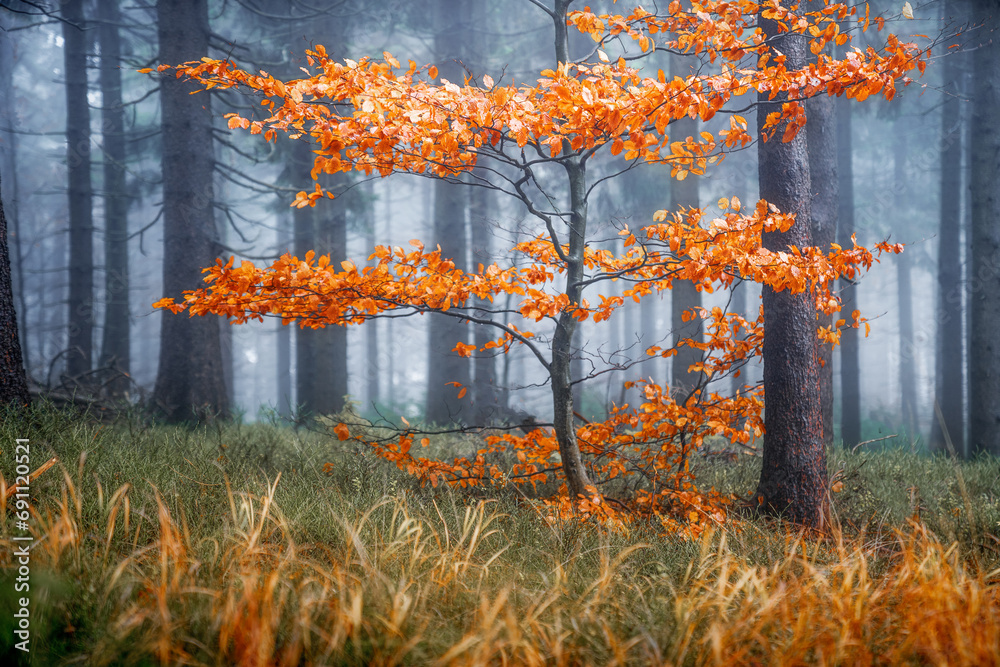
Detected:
left=153, top=0, right=926, bottom=527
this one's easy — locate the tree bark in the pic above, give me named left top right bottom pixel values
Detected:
left=669, top=53, right=703, bottom=401
left=152, top=0, right=229, bottom=422
left=548, top=0, right=595, bottom=499
left=754, top=15, right=828, bottom=528
left=97, top=0, right=131, bottom=396
left=363, top=180, right=380, bottom=409
left=425, top=0, right=472, bottom=425
left=894, top=125, right=917, bottom=440
left=0, top=14, right=28, bottom=375
left=276, top=210, right=292, bottom=418
left=968, top=2, right=1000, bottom=457
left=806, top=37, right=838, bottom=449
left=0, top=171, right=29, bottom=407
left=62, top=0, right=94, bottom=381
left=930, top=0, right=966, bottom=454
left=292, top=140, right=348, bottom=419
left=837, top=96, right=861, bottom=450
left=470, top=179, right=499, bottom=422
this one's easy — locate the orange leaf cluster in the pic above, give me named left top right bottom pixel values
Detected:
left=148, top=0, right=925, bottom=202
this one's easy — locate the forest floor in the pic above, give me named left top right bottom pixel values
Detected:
left=1, top=403, right=998, bottom=666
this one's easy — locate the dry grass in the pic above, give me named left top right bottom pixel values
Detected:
left=0, top=405, right=998, bottom=665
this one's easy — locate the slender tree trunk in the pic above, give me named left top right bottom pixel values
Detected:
left=754, top=15, right=827, bottom=528
left=968, top=3, right=1000, bottom=457
left=152, top=0, right=229, bottom=422
left=0, top=172, right=29, bottom=407
left=894, top=125, right=917, bottom=440
left=62, top=0, right=94, bottom=381
left=549, top=0, right=594, bottom=499
left=806, top=26, right=838, bottom=448
left=669, top=52, right=702, bottom=401
left=425, top=0, right=472, bottom=425
left=97, top=0, right=131, bottom=396
left=730, top=279, right=747, bottom=398
left=931, top=0, right=966, bottom=453
left=837, top=97, right=861, bottom=449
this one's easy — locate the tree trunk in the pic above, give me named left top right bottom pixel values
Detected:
left=62, top=0, right=94, bottom=381
left=894, top=126, right=917, bottom=440
left=669, top=54, right=702, bottom=401
left=968, top=4, right=1000, bottom=457
left=931, top=0, right=966, bottom=454
left=0, top=14, right=28, bottom=376
left=553, top=155, right=596, bottom=499
left=0, top=171, right=29, bottom=407
left=470, top=179, right=499, bottom=422
left=806, top=39, right=838, bottom=449
left=730, top=278, right=747, bottom=399
left=754, top=15, right=827, bottom=528
left=152, top=0, right=229, bottom=422
left=549, top=0, right=595, bottom=499
left=292, top=139, right=348, bottom=419
left=363, top=180, right=380, bottom=409
left=425, top=0, right=472, bottom=425
left=837, top=97, right=861, bottom=450
left=97, top=0, right=131, bottom=396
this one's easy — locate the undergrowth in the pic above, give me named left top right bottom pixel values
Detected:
left=0, top=403, right=997, bottom=665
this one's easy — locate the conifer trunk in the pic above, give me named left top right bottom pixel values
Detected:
left=62, top=0, right=94, bottom=381
left=968, top=3, right=1000, bottom=457
left=152, top=0, right=229, bottom=422
left=98, top=0, right=131, bottom=396
left=754, top=15, right=828, bottom=528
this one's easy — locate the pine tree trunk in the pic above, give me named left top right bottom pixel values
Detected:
left=152, top=0, right=229, bottom=422
left=0, top=172, right=29, bottom=407
left=968, top=3, right=1000, bottom=457
left=931, top=0, right=966, bottom=453
left=470, top=180, right=499, bottom=422
left=669, top=52, right=702, bottom=401
left=894, top=126, right=918, bottom=440
left=62, top=0, right=94, bottom=381
left=425, top=0, right=472, bottom=425
left=97, top=0, right=131, bottom=396
left=0, top=15, right=28, bottom=376
left=363, top=180, right=380, bottom=409
left=837, top=97, right=861, bottom=450
left=754, top=15, right=828, bottom=528
left=292, top=138, right=348, bottom=419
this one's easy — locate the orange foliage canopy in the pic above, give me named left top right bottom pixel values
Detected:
left=150, top=0, right=924, bottom=534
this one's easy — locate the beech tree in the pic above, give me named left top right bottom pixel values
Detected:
left=153, top=0, right=925, bottom=528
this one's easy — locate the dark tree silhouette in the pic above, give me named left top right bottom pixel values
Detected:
left=152, top=0, right=229, bottom=421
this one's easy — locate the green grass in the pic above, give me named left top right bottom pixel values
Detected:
left=0, top=403, right=997, bottom=665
